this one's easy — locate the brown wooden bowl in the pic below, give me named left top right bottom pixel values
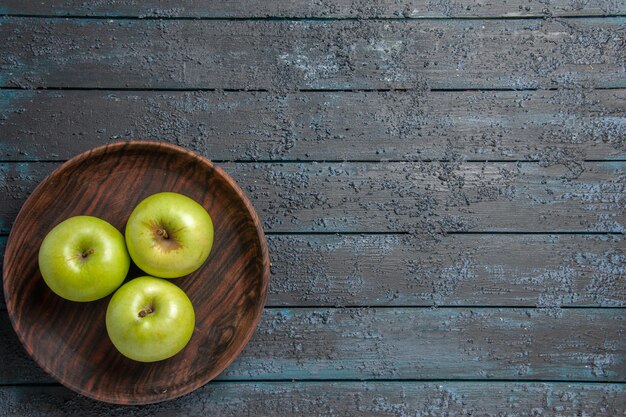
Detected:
left=2, top=141, right=269, bottom=405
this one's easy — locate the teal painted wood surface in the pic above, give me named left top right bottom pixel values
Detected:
left=1, top=89, right=624, bottom=162
left=1, top=161, right=624, bottom=234
left=1, top=17, right=624, bottom=90
left=0, top=382, right=624, bottom=416
left=1, top=233, right=623, bottom=308
left=0, top=0, right=624, bottom=413
left=0, top=381, right=626, bottom=417
left=1, top=308, right=624, bottom=384
left=2, top=0, right=625, bottom=18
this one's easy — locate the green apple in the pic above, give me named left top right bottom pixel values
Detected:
left=106, top=276, right=195, bottom=362
left=125, top=192, right=214, bottom=278
left=38, top=216, right=130, bottom=302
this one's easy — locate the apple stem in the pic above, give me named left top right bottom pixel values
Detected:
left=156, top=228, right=169, bottom=239
left=138, top=306, right=154, bottom=318
left=81, top=248, right=95, bottom=258
left=138, top=305, right=154, bottom=318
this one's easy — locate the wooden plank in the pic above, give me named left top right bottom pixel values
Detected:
left=224, top=307, right=626, bottom=381
left=1, top=0, right=624, bottom=18
left=0, top=311, right=51, bottom=384
left=1, top=308, right=624, bottom=384
left=234, top=161, right=625, bottom=233
left=267, top=233, right=626, bottom=307
left=1, top=89, right=624, bottom=162
left=1, top=161, right=624, bottom=234
left=0, top=382, right=624, bottom=416
left=2, top=234, right=623, bottom=309
left=1, top=18, right=624, bottom=90
left=0, top=162, right=45, bottom=234
left=0, top=236, right=4, bottom=273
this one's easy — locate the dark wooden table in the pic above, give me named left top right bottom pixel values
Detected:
left=1, top=1, right=625, bottom=415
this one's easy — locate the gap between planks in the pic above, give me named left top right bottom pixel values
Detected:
left=261, top=305, right=626, bottom=309
left=1, top=158, right=625, bottom=164
left=1, top=231, right=624, bottom=237
left=1, top=86, right=625, bottom=92
left=1, top=14, right=626, bottom=20
left=2, top=378, right=626, bottom=387
left=0, top=303, right=624, bottom=311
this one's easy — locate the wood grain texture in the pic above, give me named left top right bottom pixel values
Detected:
left=2, top=142, right=270, bottom=404
left=1, top=89, right=624, bottom=162
left=1, top=308, right=624, bottom=384
left=1, top=0, right=624, bottom=18
left=0, top=382, right=624, bottom=417
left=1, top=161, right=624, bottom=234
left=0, top=0, right=624, bottom=412
left=2, top=233, right=623, bottom=308
left=266, top=234, right=625, bottom=307
left=0, top=237, right=5, bottom=275
left=1, top=17, right=624, bottom=90
left=175, top=161, right=626, bottom=233
left=0, top=311, right=49, bottom=384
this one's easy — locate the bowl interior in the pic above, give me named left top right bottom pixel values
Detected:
left=2, top=142, right=269, bottom=404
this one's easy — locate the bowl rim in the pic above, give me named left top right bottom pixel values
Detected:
left=2, top=140, right=270, bottom=404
